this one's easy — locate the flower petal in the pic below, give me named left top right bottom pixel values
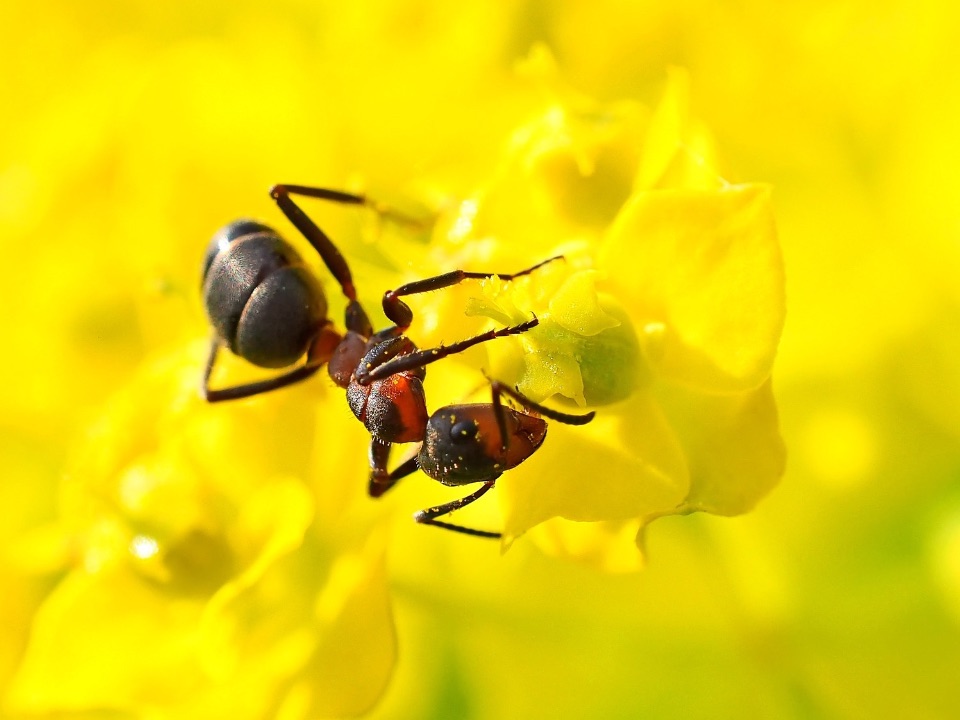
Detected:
left=548, top=270, right=621, bottom=337
left=636, top=66, right=722, bottom=192
left=658, top=378, right=787, bottom=516
left=499, top=389, right=689, bottom=542
left=526, top=517, right=647, bottom=573
left=600, top=184, right=785, bottom=393
left=199, top=477, right=315, bottom=679
left=297, top=537, right=396, bottom=718
left=6, top=569, right=204, bottom=713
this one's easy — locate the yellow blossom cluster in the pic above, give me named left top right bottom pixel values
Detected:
left=2, top=1, right=959, bottom=718
left=5, top=47, right=785, bottom=714
left=411, top=56, right=786, bottom=566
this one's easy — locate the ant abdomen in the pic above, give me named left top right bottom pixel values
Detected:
left=200, top=219, right=273, bottom=280
left=202, top=222, right=328, bottom=368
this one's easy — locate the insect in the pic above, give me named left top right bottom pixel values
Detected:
left=374, top=377, right=595, bottom=538
left=200, top=184, right=594, bottom=537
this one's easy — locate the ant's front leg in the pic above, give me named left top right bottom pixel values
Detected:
left=370, top=436, right=503, bottom=538
left=488, top=379, right=597, bottom=426
left=412, top=480, right=502, bottom=539
left=380, top=255, right=564, bottom=328
left=368, top=438, right=420, bottom=498
left=353, top=316, right=538, bottom=386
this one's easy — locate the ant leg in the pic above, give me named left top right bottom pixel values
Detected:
left=368, top=439, right=420, bottom=498
left=381, top=255, right=564, bottom=327
left=489, top=381, right=512, bottom=453
left=413, top=479, right=502, bottom=539
left=201, top=325, right=340, bottom=402
left=202, top=339, right=319, bottom=402
left=270, top=184, right=362, bottom=302
left=354, top=316, right=539, bottom=385
left=358, top=254, right=561, bottom=382
left=271, top=183, right=424, bottom=336
left=271, top=185, right=422, bottom=228
left=489, top=380, right=596, bottom=426
left=270, top=184, right=370, bottom=335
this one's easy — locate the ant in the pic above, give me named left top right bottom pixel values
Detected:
left=374, top=377, right=594, bottom=538
left=200, top=184, right=594, bottom=537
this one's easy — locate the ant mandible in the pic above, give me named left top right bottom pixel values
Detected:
left=200, top=184, right=594, bottom=537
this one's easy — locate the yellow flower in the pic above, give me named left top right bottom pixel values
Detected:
left=7, top=347, right=395, bottom=718
left=6, top=52, right=784, bottom=715
left=6, top=2, right=960, bottom=718
left=0, top=0, right=798, bottom=706
left=414, top=55, right=787, bottom=568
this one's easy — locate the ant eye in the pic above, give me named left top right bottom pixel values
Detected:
left=449, top=419, right=479, bottom=443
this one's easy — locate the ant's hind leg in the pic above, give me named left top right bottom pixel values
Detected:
left=413, top=479, right=502, bottom=539
left=201, top=326, right=341, bottom=403
left=271, top=185, right=422, bottom=229
left=201, top=339, right=321, bottom=402
left=269, top=184, right=423, bottom=336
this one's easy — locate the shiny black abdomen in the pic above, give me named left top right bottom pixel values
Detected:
left=202, top=220, right=328, bottom=368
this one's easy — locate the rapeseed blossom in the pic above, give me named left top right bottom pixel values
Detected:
left=415, top=56, right=785, bottom=567
left=7, top=346, right=396, bottom=717
left=4, top=42, right=784, bottom=715
left=5, top=1, right=959, bottom=718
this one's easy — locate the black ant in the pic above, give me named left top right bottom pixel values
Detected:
left=200, top=184, right=594, bottom=537
left=374, top=377, right=594, bottom=538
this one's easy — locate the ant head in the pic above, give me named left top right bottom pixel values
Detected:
left=418, top=404, right=547, bottom=487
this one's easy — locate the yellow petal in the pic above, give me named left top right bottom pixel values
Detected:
left=527, top=517, right=647, bottom=573
left=548, top=270, right=621, bottom=336
left=516, top=326, right=588, bottom=405
left=296, top=535, right=396, bottom=718
left=452, top=81, right=648, bottom=260
left=6, top=569, right=204, bottom=713
left=636, top=66, right=723, bottom=192
left=199, top=477, right=315, bottom=679
left=601, top=184, right=785, bottom=393
left=499, top=389, right=689, bottom=542
left=659, top=378, right=786, bottom=516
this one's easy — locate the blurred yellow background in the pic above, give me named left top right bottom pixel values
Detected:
left=2, top=1, right=959, bottom=718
